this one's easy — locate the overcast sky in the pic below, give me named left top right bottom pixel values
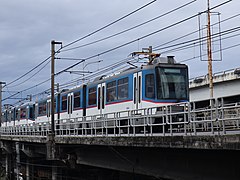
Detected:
left=1, top=0, right=240, bottom=105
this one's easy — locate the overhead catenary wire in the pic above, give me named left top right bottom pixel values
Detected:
left=58, top=57, right=132, bottom=89
left=2, top=78, right=50, bottom=102
left=58, top=26, right=240, bottom=90
left=2, top=0, right=234, bottom=103
left=180, top=42, right=240, bottom=63
left=155, top=26, right=240, bottom=53
left=61, top=0, right=197, bottom=52
left=3, top=56, right=51, bottom=88
left=153, top=12, right=240, bottom=50
left=61, top=0, right=157, bottom=50
left=1, top=1, right=157, bottom=103
left=27, top=24, right=240, bottom=101
left=55, top=0, right=232, bottom=78
left=161, top=29, right=240, bottom=55
left=7, top=59, right=51, bottom=88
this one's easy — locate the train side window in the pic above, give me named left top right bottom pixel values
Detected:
left=74, top=91, right=81, bottom=109
left=2, top=112, right=6, bottom=122
left=35, top=104, right=38, bottom=118
left=29, top=106, right=34, bottom=119
left=16, top=110, right=20, bottom=120
left=20, top=108, right=26, bottom=119
left=10, top=110, right=14, bottom=121
left=117, top=77, right=128, bottom=100
left=145, top=74, right=155, bottom=99
left=39, top=102, right=47, bottom=116
left=62, top=95, right=67, bottom=111
left=7, top=111, right=11, bottom=122
left=88, top=87, right=97, bottom=106
left=106, top=81, right=116, bottom=102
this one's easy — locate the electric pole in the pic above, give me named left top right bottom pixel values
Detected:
left=207, top=0, right=214, bottom=99
left=0, top=82, right=6, bottom=127
left=51, top=40, right=62, bottom=136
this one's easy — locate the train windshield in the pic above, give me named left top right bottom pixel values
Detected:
left=156, top=66, right=188, bottom=100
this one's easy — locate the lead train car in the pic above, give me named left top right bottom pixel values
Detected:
left=2, top=57, right=189, bottom=127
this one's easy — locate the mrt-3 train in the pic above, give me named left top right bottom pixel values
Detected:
left=1, top=56, right=189, bottom=128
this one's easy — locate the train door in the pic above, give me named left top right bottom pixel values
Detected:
left=67, top=93, right=74, bottom=118
left=46, top=99, right=51, bottom=122
left=11, top=108, right=16, bottom=126
left=133, top=72, right=142, bottom=110
left=97, top=83, right=106, bottom=116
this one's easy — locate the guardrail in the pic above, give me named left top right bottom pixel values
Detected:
left=1, top=102, right=240, bottom=137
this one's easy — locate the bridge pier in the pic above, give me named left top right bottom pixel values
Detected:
left=5, top=153, right=10, bottom=178
left=52, top=163, right=57, bottom=180
left=16, top=142, right=20, bottom=180
left=26, top=158, right=29, bottom=180
left=0, top=141, right=14, bottom=179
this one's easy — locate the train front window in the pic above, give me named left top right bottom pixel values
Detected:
left=145, top=74, right=155, bottom=99
left=156, top=67, right=188, bottom=100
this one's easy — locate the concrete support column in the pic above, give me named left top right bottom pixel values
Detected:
left=26, top=158, right=30, bottom=180
left=52, top=165, right=57, bottom=180
left=16, top=142, right=20, bottom=180
left=5, top=154, right=9, bottom=178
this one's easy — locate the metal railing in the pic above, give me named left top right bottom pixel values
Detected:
left=1, top=102, right=240, bottom=137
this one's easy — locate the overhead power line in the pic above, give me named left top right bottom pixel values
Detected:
left=180, top=42, right=240, bottom=63
left=153, top=12, right=240, bottom=50
left=7, top=59, right=51, bottom=88
left=61, top=0, right=197, bottom=52
left=3, top=56, right=51, bottom=88
left=154, top=26, right=240, bottom=52
left=160, top=28, right=240, bottom=54
left=2, top=0, right=233, bottom=103
left=2, top=0, right=157, bottom=93
left=56, top=0, right=232, bottom=78
left=61, top=0, right=157, bottom=50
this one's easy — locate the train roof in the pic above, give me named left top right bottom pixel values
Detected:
left=36, top=56, right=187, bottom=97
left=87, top=56, right=187, bottom=85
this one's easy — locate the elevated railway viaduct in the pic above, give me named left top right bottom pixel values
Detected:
left=1, top=68, right=240, bottom=180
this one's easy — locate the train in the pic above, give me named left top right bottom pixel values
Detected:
left=1, top=56, right=189, bottom=130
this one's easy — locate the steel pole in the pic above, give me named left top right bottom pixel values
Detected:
left=50, top=41, right=62, bottom=135
left=0, top=82, right=6, bottom=127
left=51, top=40, right=55, bottom=135
left=207, top=0, right=214, bottom=99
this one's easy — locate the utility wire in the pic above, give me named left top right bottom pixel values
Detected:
left=56, top=0, right=232, bottom=78
left=3, top=56, right=51, bottom=88
left=61, top=0, right=157, bottom=50
left=153, top=12, right=240, bottom=50
left=61, top=0, right=197, bottom=52
left=9, top=26, right=239, bottom=103
left=2, top=78, right=50, bottom=102
left=59, top=57, right=132, bottom=89
left=155, top=26, right=240, bottom=52
left=180, top=42, right=240, bottom=63
left=161, top=28, right=240, bottom=54
left=1, top=1, right=156, bottom=94
left=2, top=0, right=232, bottom=102
left=7, top=59, right=51, bottom=88
left=59, top=26, right=240, bottom=90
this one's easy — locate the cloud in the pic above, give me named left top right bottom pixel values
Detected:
left=0, top=0, right=240, bottom=104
